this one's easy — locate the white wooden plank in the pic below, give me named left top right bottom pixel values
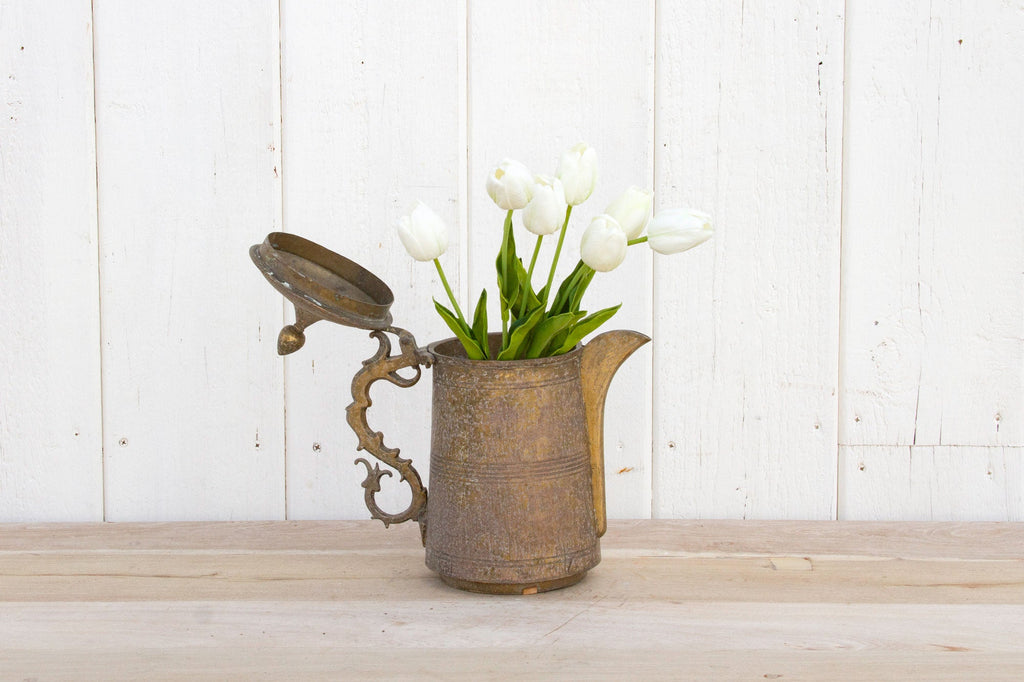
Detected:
left=3, top=521, right=1024, bottom=681
left=466, top=0, right=656, bottom=518
left=3, top=601, right=1022, bottom=655
left=0, top=1, right=102, bottom=520
left=5, top=541, right=1023, bottom=604
left=5, top=519, right=1022, bottom=560
left=279, top=1, right=463, bottom=519
left=839, top=445, right=1023, bottom=521
left=3, top=517, right=1024, bottom=680
left=3, top=648, right=1024, bottom=682
left=839, top=1, right=1024, bottom=448
left=652, top=0, right=844, bottom=518
left=94, top=0, right=285, bottom=520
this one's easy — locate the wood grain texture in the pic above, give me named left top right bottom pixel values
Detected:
left=279, top=1, right=463, bottom=519
left=466, top=0, right=656, bottom=518
left=653, top=0, right=845, bottom=519
left=1, top=3, right=1021, bottom=525
left=839, top=0, right=1024, bottom=448
left=2, top=649, right=1023, bottom=682
left=0, top=1, right=103, bottom=520
left=4, top=518, right=1022, bottom=559
left=840, top=445, right=1024, bottom=521
left=2, top=520, right=1022, bottom=680
left=93, top=0, right=285, bottom=520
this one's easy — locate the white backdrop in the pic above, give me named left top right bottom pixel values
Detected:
left=1, top=0, right=1021, bottom=522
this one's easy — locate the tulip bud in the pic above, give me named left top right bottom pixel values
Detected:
left=486, top=158, right=534, bottom=210
left=646, top=208, right=714, bottom=255
left=557, top=143, right=598, bottom=206
left=522, top=175, right=567, bottom=236
left=396, top=201, right=449, bottom=262
left=604, top=186, right=653, bottom=240
left=580, top=214, right=628, bottom=272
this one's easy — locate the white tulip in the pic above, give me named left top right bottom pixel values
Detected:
left=556, top=142, right=598, bottom=206
left=522, top=175, right=567, bottom=236
left=396, top=201, right=449, bottom=262
left=646, top=208, right=714, bottom=255
left=580, top=214, right=628, bottom=272
left=604, top=186, right=653, bottom=240
left=486, top=158, right=534, bottom=210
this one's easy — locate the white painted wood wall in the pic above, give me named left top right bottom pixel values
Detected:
left=1, top=1, right=1020, bottom=522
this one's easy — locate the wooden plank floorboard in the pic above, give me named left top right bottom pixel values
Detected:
left=4, top=519, right=1022, bottom=558
left=2, top=554, right=1022, bottom=604
left=3, top=649, right=1023, bottom=682
left=1, top=520, right=1022, bottom=680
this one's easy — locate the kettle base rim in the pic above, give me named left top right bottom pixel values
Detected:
left=436, top=571, right=589, bottom=595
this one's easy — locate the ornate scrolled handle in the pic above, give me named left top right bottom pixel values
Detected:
left=345, top=327, right=432, bottom=541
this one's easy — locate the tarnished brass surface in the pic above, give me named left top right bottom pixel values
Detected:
left=249, top=233, right=650, bottom=594
left=421, top=332, right=646, bottom=593
left=345, top=328, right=432, bottom=538
left=581, top=331, right=651, bottom=537
left=250, top=233, right=394, bottom=353
left=439, top=571, right=587, bottom=595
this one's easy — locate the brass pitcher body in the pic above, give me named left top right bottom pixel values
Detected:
left=424, top=336, right=599, bottom=593
left=343, top=329, right=647, bottom=594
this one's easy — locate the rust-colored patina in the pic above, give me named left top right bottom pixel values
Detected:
left=423, top=332, right=646, bottom=593
left=250, top=232, right=394, bottom=352
left=251, top=234, right=648, bottom=594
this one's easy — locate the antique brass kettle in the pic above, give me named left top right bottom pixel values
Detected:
left=252, top=233, right=647, bottom=593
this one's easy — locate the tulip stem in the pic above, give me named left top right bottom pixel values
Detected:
left=526, top=235, right=543, bottom=281
left=434, top=258, right=467, bottom=327
left=541, top=205, right=573, bottom=308
left=500, top=209, right=514, bottom=347
left=627, top=236, right=648, bottom=246
left=518, top=235, right=544, bottom=319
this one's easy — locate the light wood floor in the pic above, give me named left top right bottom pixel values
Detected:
left=2, top=520, right=1022, bottom=680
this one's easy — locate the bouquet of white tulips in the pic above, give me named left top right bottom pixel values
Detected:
left=397, top=143, right=713, bottom=360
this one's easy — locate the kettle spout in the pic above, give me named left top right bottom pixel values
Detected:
left=580, top=330, right=650, bottom=537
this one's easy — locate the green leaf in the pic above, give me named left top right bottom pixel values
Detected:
left=553, top=304, right=622, bottom=355
left=506, top=268, right=522, bottom=309
left=510, top=258, right=540, bottom=318
left=434, top=299, right=486, bottom=360
left=499, top=275, right=520, bottom=352
left=548, top=262, right=582, bottom=315
left=471, top=289, right=489, bottom=359
left=536, top=283, right=549, bottom=307
left=549, top=260, right=592, bottom=316
left=525, top=312, right=585, bottom=359
left=495, top=211, right=517, bottom=305
left=568, top=266, right=596, bottom=313
left=546, top=312, right=585, bottom=357
left=496, top=305, right=546, bottom=360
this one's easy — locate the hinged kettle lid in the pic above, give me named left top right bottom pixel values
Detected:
left=250, top=232, right=394, bottom=352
